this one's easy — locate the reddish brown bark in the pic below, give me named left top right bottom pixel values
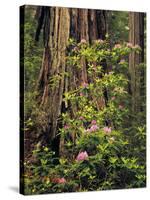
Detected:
left=35, top=7, right=107, bottom=154
left=129, top=12, right=145, bottom=113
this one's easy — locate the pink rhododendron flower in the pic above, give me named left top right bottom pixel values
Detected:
left=111, top=96, right=116, bottom=100
left=90, top=125, right=99, bottom=132
left=73, top=46, right=79, bottom=52
left=76, top=151, right=88, bottom=161
left=52, top=177, right=66, bottom=184
left=114, top=44, right=121, bottom=49
left=79, top=116, right=84, bottom=120
left=80, top=92, right=84, bottom=96
left=103, top=126, right=111, bottom=134
left=64, top=125, right=69, bottom=129
left=126, top=42, right=133, bottom=48
left=95, top=39, right=104, bottom=44
left=91, top=120, right=97, bottom=125
left=86, top=124, right=99, bottom=133
left=82, top=82, right=88, bottom=88
left=80, top=39, right=87, bottom=44
left=119, top=105, right=124, bottom=109
left=58, top=178, right=66, bottom=184
left=119, top=59, right=126, bottom=64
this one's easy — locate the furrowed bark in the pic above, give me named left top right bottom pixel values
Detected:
left=129, top=12, right=145, bottom=113
left=35, top=7, right=107, bottom=155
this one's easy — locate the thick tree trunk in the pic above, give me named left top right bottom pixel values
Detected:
left=37, top=7, right=70, bottom=141
left=36, top=7, right=107, bottom=154
left=129, top=12, right=145, bottom=113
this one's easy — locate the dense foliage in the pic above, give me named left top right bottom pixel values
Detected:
left=24, top=38, right=146, bottom=194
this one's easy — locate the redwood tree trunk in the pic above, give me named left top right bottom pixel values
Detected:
left=35, top=7, right=107, bottom=154
left=129, top=12, right=145, bottom=113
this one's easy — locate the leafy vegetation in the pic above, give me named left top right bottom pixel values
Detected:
left=23, top=38, right=146, bottom=194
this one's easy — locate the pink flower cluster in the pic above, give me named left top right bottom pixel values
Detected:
left=87, top=124, right=99, bottom=133
left=64, top=124, right=69, bottom=129
left=91, top=120, right=97, bottom=125
left=79, top=116, right=84, bottom=120
left=86, top=120, right=99, bottom=133
left=95, top=39, right=104, bottom=44
left=80, top=92, right=84, bottom=96
left=103, top=126, right=111, bottom=134
left=126, top=42, right=133, bottom=48
left=80, top=39, right=87, bottom=44
left=76, top=151, right=88, bottom=161
left=52, top=177, right=66, bottom=184
left=111, top=96, right=116, bottom=100
left=119, top=104, right=124, bottom=109
left=82, top=81, right=88, bottom=88
left=73, top=46, right=79, bottom=52
left=114, top=44, right=121, bottom=49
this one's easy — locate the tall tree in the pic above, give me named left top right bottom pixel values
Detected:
left=129, top=12, right=145, bottom=113
left=35, top=6, right=107, bottom=154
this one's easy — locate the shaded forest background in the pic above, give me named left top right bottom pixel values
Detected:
left=20, top=5, right=146, bottom=194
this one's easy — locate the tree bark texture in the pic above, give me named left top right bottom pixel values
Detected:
left=35, top=7, right=107, bottom=153
left=129, top=12, right=145, bottom=113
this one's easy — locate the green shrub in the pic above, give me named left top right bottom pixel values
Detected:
left=24, top=38, right=146, bottom=194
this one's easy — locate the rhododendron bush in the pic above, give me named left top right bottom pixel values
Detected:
left=24, top=38, right=146, bottom=194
